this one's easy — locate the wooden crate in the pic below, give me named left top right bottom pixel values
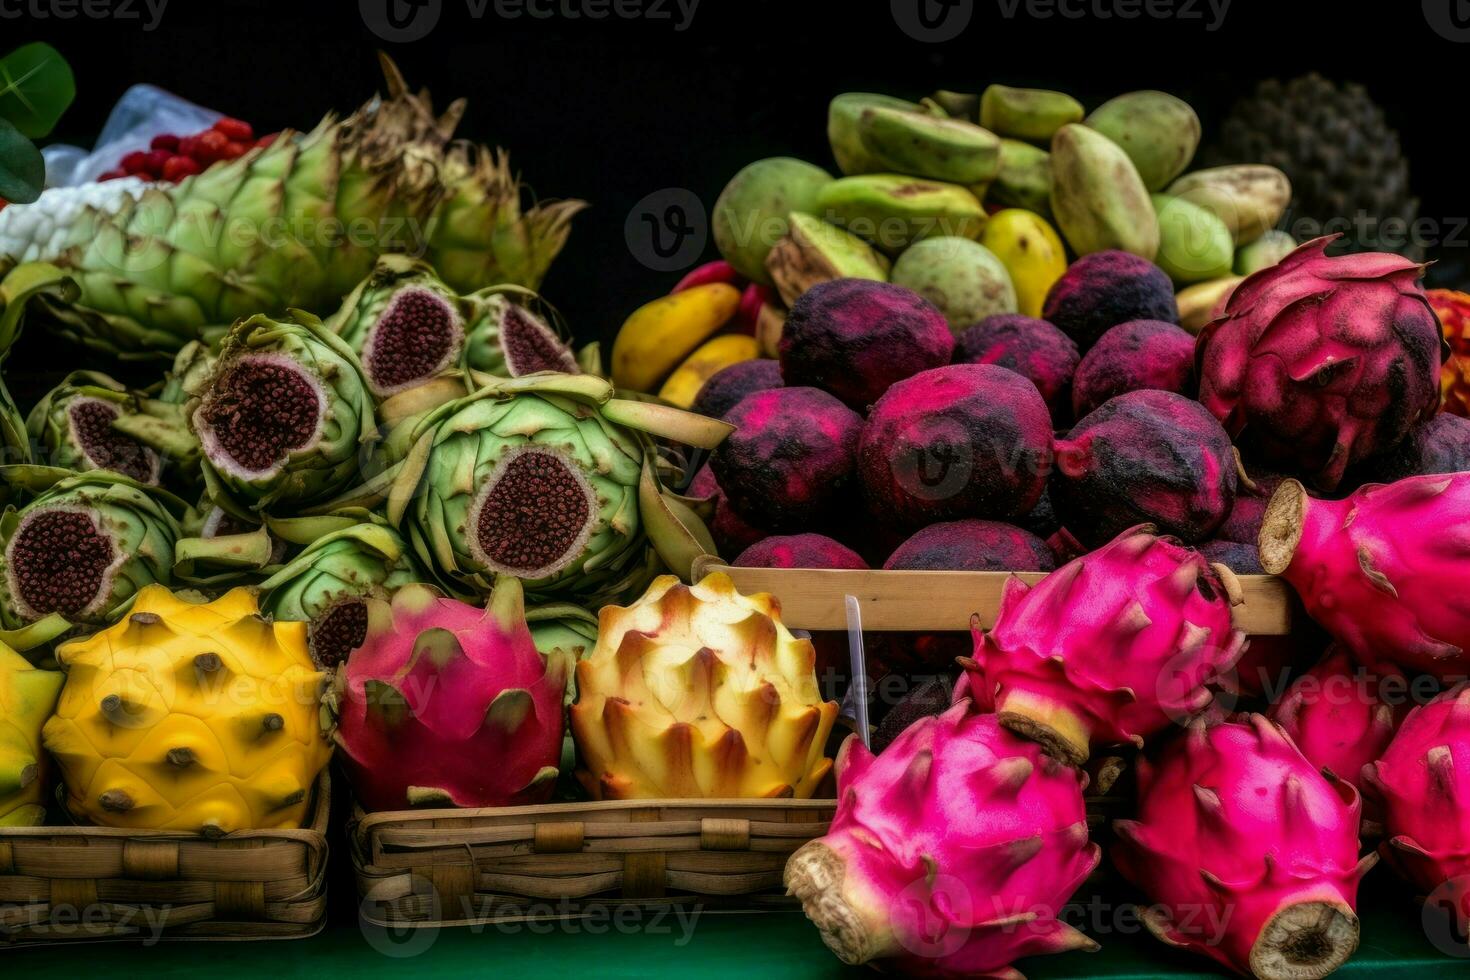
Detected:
left=350, top=799, right=835, bottom=927
left=0, top=772, right=331, bottom=945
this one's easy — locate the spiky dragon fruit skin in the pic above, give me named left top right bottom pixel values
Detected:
left=1362, top=684, right=1470, bottom=938
left=1269, top=648, right=1407, bottom=825
left=785, top=703, right=1100, bottom=978
left=1196, top=236, right=1444, bottom=492
left=331, top=579, right=569, bottom=812
left=1259, top=474, right=1470, bottom=681
left=1113, top=715, right=1377, bottom=980
left=962, top=526, right=1246, bottom=765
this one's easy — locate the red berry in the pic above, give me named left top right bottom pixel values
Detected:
left=255, top=133, right=278, bottom=148
left=177, top=135, right=200, bottom=159
left=162, top=156, right=203, bottom=182
left=120, top=150, right=150, bottom=174
left=222, top=140, right=250, bottom=159
left=212, top=117, right=254, bottom=141
left=150, top=133, right=180, bottom=152
left=97, top=169, right=128, bottom=181
left=193, top=130, right=229, bottom=164
left=143, top=149, right=172, bottom=178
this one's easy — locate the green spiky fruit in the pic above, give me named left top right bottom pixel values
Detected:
left=26, top=371, right=162, bottom=484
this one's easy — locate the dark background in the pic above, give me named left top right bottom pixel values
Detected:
left=6, top=0, right=1468, bottom=398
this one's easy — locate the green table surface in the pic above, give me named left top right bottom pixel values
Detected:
left=5, top=875, right=1460, bottom=977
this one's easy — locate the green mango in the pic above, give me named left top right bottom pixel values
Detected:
left=980, top=84, right=1084, bottom=144
left=827, top=93, right=919, bottom=176
left=815, top=174, right=986, bottom=254
left=989, top=139, right=1052, bottom=216
left=928, top=90, right=980, bottom=121
left=712, top=157, right=833, bottom=284
left=1085, top=90, right=1200, bottom=191
left=1152, top=193, right=1235, bottom=284
left=1049, top=124, right=1159, bottom=259
left=1234, top=229, right=1298, bottom=275
left=765, top=212, right=891, bottom=308
left=1167, top=165, right=1292, bottom=246
left=890, top=237, right=1017, bottom=333
left=856, top=105, right=1001, bottom=185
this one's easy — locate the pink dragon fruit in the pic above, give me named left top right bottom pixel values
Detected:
left=785, top=702, right=1100, bottom=977
left=1269, top=648, right=1407, bottom=827
left=1361, top=684, right=1470, bottom=938
left=1113, top=715, right=1377, bottom=980
left=1196, top=235, right=1445, bottom=492
left=331, top=578, right=570, bottom=812
left=962, top=525, right=1246, bottom=765
left=1259, top=474, right=1470, bottom=681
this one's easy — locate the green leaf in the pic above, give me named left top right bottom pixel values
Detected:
left=0, top=116, right=44, bottom=204
left=0, top=43, right=76, bottom=139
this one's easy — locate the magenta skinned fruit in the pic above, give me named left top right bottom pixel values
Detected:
left=780, top=279, right=954, bottom=409
left=953, top=314, right=1079, bottom=423
left=690, top=358, right=784, bottom=420
left=1349, top=413, right=1470, bottom=485
left=858, top=364, right=1053, bottom=530
left=711, top=387, right=863, bottom=531
left=688, top=465, right=768, bottom=559
left=1113, top=715, right=1377, bottom=980
left=734, top=534, right=868, bottom=570
left=883, top=519, right=1054, bottom=572
left=1042, top=250, right=1178, bottom=351
left=1196, top=236, right=1444, bottom=492
left=1070, top=318, right=1195, bottom=418
left=1051, top=389, right=1238, bottom=546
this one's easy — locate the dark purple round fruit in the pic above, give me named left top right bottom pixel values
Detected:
left=1197, top=538, right=1264, bottom=575
left=781, top=279, right=954, bottom=410
left=883, top=520, right=1054, bottom=572
left=711, top=387, right=863, bottom=531
left=1051, top=389, right=1237, bottom=545
left=734, top=534, right=869, bottom=570
left=1042, top=250, right=1178, bottom=351
left=689, top=465, right=768, bottom=558
left=691, top=359, right=784, bottom=420
left=1350, top=413, right=1470, bottom=484
left=953, top=314, right=1080, bottom=423
left=859, top=364, right=1053, bottom=529
left=1071, top=318, right=1196, bottom=417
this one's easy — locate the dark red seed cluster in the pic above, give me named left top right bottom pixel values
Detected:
left=69, top=400, right=157, bottom=484
left=366, top=289, right=458, bottom=390
left=201, top=359, right=321, bottom=472
left=476, top=452, right=591, bottom=574
left=9, top=510, right=114, bottom=616
left=501, top=306, right=574, bottom=375
left=310, top=600, right=369, bottom=669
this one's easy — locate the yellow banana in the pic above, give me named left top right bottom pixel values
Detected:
left=980, top=209, right=1067, bottom=318
left=657, top=335, right=764, bottom=408
left=613, top=283, right=741, bottom=392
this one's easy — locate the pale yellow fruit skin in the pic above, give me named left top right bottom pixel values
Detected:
left=42, top=585, right=332, bottom=834
left=612, top=283, right=741, bottom=392
left=657, top=335, right=764, bottom=409
left=1177, top=276, right=1244, bottom=333
left=571, top=573, right=838, bottom=800
left=981, top=209, right=1068, bottom=318
left=0, top=643, right=63, bottom=827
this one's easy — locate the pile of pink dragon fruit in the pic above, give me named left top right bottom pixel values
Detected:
left=768, top=238, right=1470, bottom=980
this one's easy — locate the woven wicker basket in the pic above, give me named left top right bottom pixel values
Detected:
left=0, top=772, right=330, bottom=945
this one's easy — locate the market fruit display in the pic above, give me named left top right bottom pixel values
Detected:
left=1113, top=715, right=1377, bottom=978
left=0, top=57, right=582, bottom=359
left=1362, top=685, right=1470, bottom=935
left=785, top=703, right=1100, bottom=976
left=1197, top=236, right=1444, bottom=491
left=962, top=526, right=1246, bottom=764
left=1069, top=318, right=1196, bottom=417
left=331, top=578, right=568, bottom=812
left=1260, top=474, right=1470, bottom=681
left=41, top=585, right=332, bottom=833
left=0, top=640, right=62, bottom=826
left=953, top=313, right=1079, bottom=422
left=571, top=573, right=838, bottom=799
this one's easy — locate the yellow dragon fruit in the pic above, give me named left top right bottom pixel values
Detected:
left=571, top=573, right=838, bottom=800
left=1, top=641, right=63, bottom=826
left=42, top=585, right=332, bottom=834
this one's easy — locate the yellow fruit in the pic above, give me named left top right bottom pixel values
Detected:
left=42, top=586, right=332, bottom=834
left=980, top=209, right=1068, bottom=318
left=657, top=335, right=764, bottom=408
left=0, top=642, right=63, bottom=827
left=571, top=573, right=838, bottom=800
left=612, top=282, right=742, bottom=392
left=1176, top=276, right=1243, bottom=333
